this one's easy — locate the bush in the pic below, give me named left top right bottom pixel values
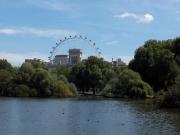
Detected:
left=101, top=84, right=114, bottom=97
left=15, top=84, right=30, bottom=97
left=0, top=59, right=13, bottom=71
left=128, top=80, right=154, bottom=98
left=0, top=69, right=13, bottom=96
left=58, top=75, right=68, bottom=83
left=68, top=83, right=78, bottom=96
left=29, top=88, right=38, bottom=97
left=101, top=69, right=154, bottom=98
left=53, top=80, right=73, bottom=97
left=31, top=68, right=53, bottom=96
left=156, top=76, right=180, bottom=108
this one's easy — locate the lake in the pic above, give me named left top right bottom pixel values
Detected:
left=0, top=98, right=180, bottom=135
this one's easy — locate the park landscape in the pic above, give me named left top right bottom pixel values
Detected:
left=0, top=37, right=180, bottom=108
left=0, top=0, right=180, bottom=135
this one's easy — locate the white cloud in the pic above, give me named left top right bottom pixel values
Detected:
left=0, top=52, right=48, bottom=66
left=114, top=12, right=154, bottom=23
left=116, top=12, right=137, bottom=18
left=0, top=29, right=20, bottom=35
left=0, top=27, right=77, bottom=38
left=138, top=14, right=154, bottom=23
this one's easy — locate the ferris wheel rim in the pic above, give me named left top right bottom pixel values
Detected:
left=49, top=35, right=102, bottom=64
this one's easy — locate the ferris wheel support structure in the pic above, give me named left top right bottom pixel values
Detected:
left=48, top=35, right=102, bottom=64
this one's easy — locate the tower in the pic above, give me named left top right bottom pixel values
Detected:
left=69, top=49, right=82, bottom=65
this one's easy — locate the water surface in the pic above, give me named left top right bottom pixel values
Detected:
left=0, top=98, right=180, bottom=135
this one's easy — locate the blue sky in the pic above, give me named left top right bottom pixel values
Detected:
left=0, top=0, right=180, bottom=65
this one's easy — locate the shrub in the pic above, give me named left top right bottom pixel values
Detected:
left=68, top=83, right=78, bottom=96
left=101, top=69, right=154, bottom=98
left=101, top=84, right=114, bottom=97
left=0, top=69, right=13, bottom=96
left=157, top=76, right=180, bottom=108
left=58, top=75, right=68, bottom=83
left=29, top=88, right=38, bottom=97
left=128, top=80, right=154, bottom=98
left=53, top=80, right=73, bottom=97
left=31, top=68, right=53, bottom=96
left=15, top=84, right=30, bottom=97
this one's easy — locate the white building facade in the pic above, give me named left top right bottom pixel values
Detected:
left=53, top=49, right=82, bottom=66
left=53, top=55, right=69, bottom=65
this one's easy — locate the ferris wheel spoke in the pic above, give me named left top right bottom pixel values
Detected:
left=49, top=35, right=101, bottom=64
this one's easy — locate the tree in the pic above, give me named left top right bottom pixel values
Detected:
left=68, top=83, right=78, bottom=96
left=172, top=37, right=180, bottom=65
left=31, top=68, right=53, bottom=96
left=129, top=39, right=179, bottom=91
left=88, top=65, right=102, bottom=94
left=20, top=63, right=34, bottom=74
left=0, top=59, right=13, bottom=71
left=15, top=63, right=35, bottom=85
left=56, top=66, right=71, bottom=79
left=157, top=76, right=180, bottom=108
left=53, top=80, right=73, bottom=97
left=0, top=70, right=12, bottom=96
left=101, top=69, right=154, bottom=98
left=69, top=56, right=112, bottom=94
left=69, top=63, right=88, bottom=92
left=30, top=61, right=48, bottom=70
left=15, top=84, right=30, bottom=97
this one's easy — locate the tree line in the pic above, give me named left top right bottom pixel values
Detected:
left=0, top=37, right=179, bottom=108
left=0, top=60, right=77, bottom=97
left=55, top=56, right=154, bottom=98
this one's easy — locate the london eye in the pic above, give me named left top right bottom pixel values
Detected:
left=48, top=35, right=102, bottom=64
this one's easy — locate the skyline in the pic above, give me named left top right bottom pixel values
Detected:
left=0, top=0, right=180, bottom=65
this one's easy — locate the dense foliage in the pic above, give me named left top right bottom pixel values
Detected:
left=0, top=37, right=179, bottom=106
left=129, top=37, right=180, bottom=107
left=101, top=68, right=153, bottom=98
left=69, top=56, right=113, bottom=94
left=56, top=56, right=153, bottom=98
left=0, top=60, right=77, bottom=97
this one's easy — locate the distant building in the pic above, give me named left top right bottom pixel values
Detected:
left=116, top=58, right=126, bottom=67
left=69, top=49, right=82, bottom=65
left=112, top=58, right=126, bottom=67
left=53, top=55, right=69, bottom=65
left=112, top=60, right=117, bottom=67
left=25, top=58, right=43, bottom=64
left=51, top=48, right=83, bottom=66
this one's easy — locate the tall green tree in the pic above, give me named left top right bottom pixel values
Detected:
left=0, top=59, right=13, bottom=71
left=0, top=70, right=12, bottom=96
left=15, top=63, right=35, bottom=85
left=31, top=68, right=53, bottom=96
left=172, top=37, right=180, bottom=65
left=129, top=39, right=179, bottom=91
left=70, top=56, right=112, bottom=94
left=102, top=69, right=153, bottom=98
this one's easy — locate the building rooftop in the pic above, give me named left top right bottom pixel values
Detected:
left=55, top=55, right=68, bottom=57
left=69, top=49, right=82, bottom=53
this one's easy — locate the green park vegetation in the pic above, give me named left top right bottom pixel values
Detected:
left=0, top=59, right=77, bottom=97
left=129, top=37, right=180, bottom=108
left=56, top=56, right=154, bottom=98
left=0, top=37, right=180, bottom=108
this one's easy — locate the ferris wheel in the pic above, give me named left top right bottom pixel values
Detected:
left=48, top=35, right=102, bottom=64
